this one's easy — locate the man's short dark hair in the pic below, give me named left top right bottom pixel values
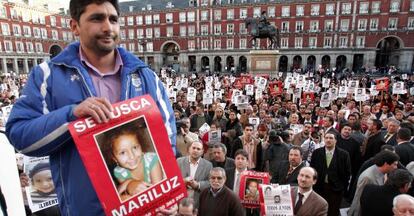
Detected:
left=374, top=150, right=400, bottom=167
left=372, top=119, right=383, bottom=131
left=400, top=122, right=414, bottom=135
left=212, top=143, right=227, bottom=154
left=397, top=128, right=412, bottom=141
left=339, top=122, right=352, bottom=132
left=289, top=146, right=303, bottom=156
left=70, top=0, right=120, bottom=22
left=234, top=149, right=249, bottom=160
left=381, top=144, right=395, bottom=152
left=243, top=123, right=254, bottom=129
left=386, top=169, right=413, bottom=189
left=324, top=116, right=334, bottom=125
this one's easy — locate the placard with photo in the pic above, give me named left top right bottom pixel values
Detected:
left=259, top=184, right=293, bottom=216
left=238, top=171, right=270, bottom=208
left=187, top=87, right=197, bottom=102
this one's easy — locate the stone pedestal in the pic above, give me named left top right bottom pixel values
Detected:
left=249, top=50, right=280, bottom=76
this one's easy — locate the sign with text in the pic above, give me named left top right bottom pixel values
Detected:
left=259, top=184, right=294, bottom=216
left=239, top=171, right=270, bottom=209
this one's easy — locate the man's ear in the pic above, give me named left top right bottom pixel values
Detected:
left=70, top=19, right=80, bottom=37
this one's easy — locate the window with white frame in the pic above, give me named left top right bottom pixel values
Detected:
left=227, top=24, right=234, bottom=34
left=310, top=20, right=319, bottom=32
left=4, top=41, right=12, bottom=52
left=340, top=19, right=349, bottom=31
left=325, top=20, right=333, bottom=31
left=253, top=7, right=261, bottom=18
left=326, top=4, right=335, bottom=15
left=166, top=13, right=173, bottom=23
left=227, top=9, right=234, bottom=20
left=138, top=43, right=143, bottom=52
left=60, top=18, right=66, bottom=28
left=240, top=39, right=247, bottom=49
left=296, top=5, right=304, bottom=16
left=0, top=6, right=6, bottom=18
left=201, top=40, right=209, bottom=50
left=41, top=28, right=47, bottom=39
left=214, top=24, right=221, bottom=35
left=339, top=37, right=348, bottom=48
left=240, top=8, right=248, bottom=19
left=40, top=16, right=45, bottom=24
left=1, top=23, right=10, bottom=36
left=295, top=21, right=304, bottom=32
left=167, top=27, right=174, bottom=37
left=50, top=16, right=56, bottom=26
left=154, top=28, right=160, bottom=37
left=145, top=15, right=152, bottom=24
left=282, top=6, right=290, bottom=17
left=214, top=10, right=221, bottom=20
left=136, top=16, right=143, bottom=25
left=295, top=37, right=302, bottom=48
left=13, top=24, right=21, bottom=36
left=52, top=30, right=58, bottom=40
left=32, top=14, right=39, bottom=24
left=33, top=27, right=40, bottom=38
left=62, top=31, right=67, bottom=41
left=23, top=26, right=31, bottom=37
left=201, top=25, right=209, bottom=35
left=358, top=19, right=367, bottom=31
left=281, top=21, right=289, bottom=32
left=26, top=42, right=34, bottom=53
left=188, top=25, right=195, bottom=36
left=146, top=28, right=153, bottom=38
left=128, top=43, right=135, bottom=52
left=324, top=37, right=332, bottom=48
left=137, top=29, right=144, bottom=38
left=408, top=17, right=414, bottom=29
left=201, top=0, right=208, bottom=6
left=188, top=40, right=195, bottom=50
left=180, top=26, right=187, bottom=36
left=188, top=12, right=195, bottom=22
left=16, top=42, right=24, bottom=52
left=311, top=4, right=320, bottom=15
left=240, top=23, right=247, bottom=34
left=370, top=18, right=378, bottom=30
left=179, top=12, right=186, bottom=22
left=411, top=0, right=414, bottom=11
left=390, top=0, right=400, bottom=12
left=214, top=40, right=221, bottom=50
left=342, top=3, right=352, bottom=14
left=356, top=36, right=365, bottom=48
left=388, top=18, right=398, bottom=30
left=227, top=39, right=234, bottom=49
left=10, top=9, right=17, bottom=19
left=153, top=14, right=160, bottom=24
left=126, top=17, right=133, bottom=26
left=281, top=38, right=288, bottom=48
left=359, top=2, right=369, bottom=14
left=128, top=29, right=134, bottom=39
left=119, top=17, right=125, bottom=26
left=268, top=7, right=275, bottom=17
left=309, top=37, right=317, bottom=48
left=201, top=11, right=208, bottom=21
left=35, top=43, right=43, bottom=53
left=371, top=2, right=381, bottom=13
left=146, top=42, right=153, bottom=52
left=120, top=30, right=125, bottom=40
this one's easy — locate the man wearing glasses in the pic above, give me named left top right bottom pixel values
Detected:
left=199, top=167, right=244, bottom=216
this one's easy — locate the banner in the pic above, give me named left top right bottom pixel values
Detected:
left=320, top=92, right=330, bottom=108
left=68, top=96, right=186, bottom=216
left=187, top=87, right=197, bottom=102
left=392, top=82, right=405, bottom=94
left=259, top=184, right=294, bottom=216
left=375, top=77, right=390, bottom=91
left=239, top=171, right=270, bottom=208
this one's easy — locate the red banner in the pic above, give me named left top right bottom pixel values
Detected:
left=239, top=171, right=270, bottom=208
left=302, top=92, right=315, bottom=104
left=375, top=77, right=390, bottom=91
left=68, top=95, right=186, bottom=216
left=269, top=81, right=283, bottom=96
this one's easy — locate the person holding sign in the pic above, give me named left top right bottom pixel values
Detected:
left=5, top=0, right=176, bottom=214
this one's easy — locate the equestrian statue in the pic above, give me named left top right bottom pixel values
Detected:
left=245, top=11, right=280, bottom=49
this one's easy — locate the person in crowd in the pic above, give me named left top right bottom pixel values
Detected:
left=190, top=104, right=210, bottom=133
left=301, top=131, right=324, bottom=165
left=323, top=116, right=339, bottom=138
left=310, top=132, right=351, bottom=216
left=198, top=167, right=244, bottom=216
left=292, top=122, right=312, bottom=146
left=265, top=130, right=290, bottom=177
left=395, top=128, right=414, bottom=166
left=383, top=118, right=401, bottom=146
left=177, top=141, right=212, bottom=208
left=181, top=117, right=200, bottom=142
left=392, top=194, right=414, bottom=216
left=360, top=169, right=413, bottom=216
left=271, top=146, right=306, bottom=185
left=178, top=198, right=197, bottom=216
left=210, top=143, right=235, bottom=170
left=363, top=119, right=386, bottom=161
left=231, top=124, right=262, bottom=171
left=176, top=120, right=196, bottom=157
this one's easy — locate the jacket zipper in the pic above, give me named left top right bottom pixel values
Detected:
left=54, top=63, right=94, bottom=97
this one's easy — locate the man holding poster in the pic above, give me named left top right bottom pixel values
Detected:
left=5, top=0, right=176, bottom=215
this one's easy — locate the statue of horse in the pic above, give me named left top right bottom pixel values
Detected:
left=245, top=17, right=280, bottom=49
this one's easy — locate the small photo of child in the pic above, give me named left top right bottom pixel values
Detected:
left=28, top=162, right=57, bottom=205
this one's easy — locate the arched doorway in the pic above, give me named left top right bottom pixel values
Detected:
left=49, top=45, right=62, bottom=59
left=239, top=56, right=247, bottom=73
left=336, top=55, right=347, bottom=71
left=188, top=56, right=196, bottom=72
left=226, top=56, right=234, bottom=72
left=307, top=55, right=316, bottom=72
left=352, top=54, right=364, bottom=72
left=279, top=55, right=288, bottom=72
left=162, top=42, right=180, bottom=72
left=201, top=56, right=210, bottom=72
left=292, top=55, right=302, bottom=70
left=214, top=56, right=222, bottom=72
left=321, top=55, right=331, bottom=69
left=375, top=37, right=401, bottom=68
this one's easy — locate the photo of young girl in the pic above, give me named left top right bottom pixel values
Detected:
left=244, top=178, right=262, bottom=201
left=97, top=117, right=165, bottom=202
left=28, top=162, right=57, bottom=205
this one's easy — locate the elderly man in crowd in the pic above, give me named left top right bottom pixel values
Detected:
left=392, top=194, right=414, bottom=216
left=210, top=143, right=235, bottom=170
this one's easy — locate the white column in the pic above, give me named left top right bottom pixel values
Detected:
left=1, top=58, right=7, bottom=74
left=13, top=58, right=18, bottom=74
left=23, top=58, right=29, bottom=74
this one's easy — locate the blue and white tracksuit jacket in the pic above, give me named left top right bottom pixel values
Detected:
left=6, top=42, right=176, bottom=216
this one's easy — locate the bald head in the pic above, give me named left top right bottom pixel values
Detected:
left=393, top=194, right=414, bottom=216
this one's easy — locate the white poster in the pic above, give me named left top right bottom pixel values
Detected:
left=338, top=86, right=348, bottom=98
left=249, top=117, right=260, bottom=130
left=320, top=92, right=330, bottom=108
left=187, top=87, right=197, bottom=102
left=214, top=90, right=222, bottom=101
left=322, top=78, right=331, bottom=88
left=246, top=84, right=254, bottom=96
left=202, top=90, right=214, bottom=105
left=329, top=87, right=338, bottom=101
left=232, top=90, right=242, bottom=104
left=260, top=184, right=294, bottom=216
left=393, top=82, right=405, bottom=94
left=347, top=80, right=359, bottom=94
left=354, top=88, right=366, bottom=102
left=236, top=95, right=250, bottom=109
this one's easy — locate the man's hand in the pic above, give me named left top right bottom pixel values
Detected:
left=73, top=97, right=113, bottom=123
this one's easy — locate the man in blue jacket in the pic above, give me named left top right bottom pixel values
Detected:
left=6, top=0, right=176, bottom=215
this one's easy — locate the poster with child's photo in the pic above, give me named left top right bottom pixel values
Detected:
left=68, top=96, right=186, bottom=216
left=24, top=156, right=59, bottom=213
left=238, top=171, right=270, bottom=208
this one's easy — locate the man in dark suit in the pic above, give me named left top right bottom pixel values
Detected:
left=292, top=167, right=328, bottom=216
left=360, top=169, right=413, bottom=216
left=177, top=141, right=213, bottom=208
left=310, top=132, right=351, bottom=216
left=395, top=128, right=414, bottom=166
left=363, top=119, right=386, bottom=161
left=271, top=146, right=306, bottom=185
left=382, top=118, right=400, bottom=146
left=323, top=116, right=340, bottom=138
left=210, top=143, right=235, bottom=170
